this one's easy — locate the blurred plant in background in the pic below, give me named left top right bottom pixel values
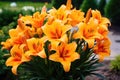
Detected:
left=52, top=0, right=83, bottom=10
left=110, top=55, right=120, bottom=71
left=104, top=0, right=120, bottom=25
left=80, top=0, right=98, bottom=13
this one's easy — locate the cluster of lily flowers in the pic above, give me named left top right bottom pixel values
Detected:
left=1, top=0, right=111, bottom=75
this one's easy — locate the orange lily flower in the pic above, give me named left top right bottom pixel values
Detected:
left=48, top=5, right=70, bottom=24
left=1, top=19, right=31, bottom=50
left=19, top=15, right=33, bottom=26
left=42, top=20, right=72, bottom=49
left=32, top=11, right=47, bottom=28
left=1, top=39, right=12, bottom=50
left=49, top=42, right=80, bottom=72
left=9, top=28, right=30, bottom=45
left=6, top=45, right=31, bottom=75
left=20, top=6, right=47, bottom=28
left=25, top=38, right=46, bottom=58
left=68, top=9, right=84, bottom=26
left=92, top=10, right=111, bottom=37
left=94, top=37, right=111, bottom=61
left=9, top=19, right=27, bottom=38
left=92, top=10, right=111, bottom=26
left=73, top=19, right=101, bottom=48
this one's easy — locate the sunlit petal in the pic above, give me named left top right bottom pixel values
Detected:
left=49, top=42, right=80, bottom=72
left=61, top=61, right=71, bottom=72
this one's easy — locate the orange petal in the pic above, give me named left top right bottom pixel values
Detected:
left=49, top=52, right=59, bottom=62
left=70, top=52, right=80, bottom=62
left=6, top=57, right=14, bottom=66
left=61, top=61, right=71, bottom=72
left=11, top=64, right=20, bottom=75
left=85, top=38, right=95, bottom=48
left=21, top=54, right=31, bottom=62
left=67, top=42, right=77, bottom=52
left=60, top=34, right=68, bottom=43
left=38, top=49, right=46, bottom=58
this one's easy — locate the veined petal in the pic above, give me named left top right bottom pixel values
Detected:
left=26, top=38, right=39, bottom=51
left=42, top=20, right=71, bottom=40
left=6, top=57, right=22, bottom=75
left=49, top=42, right=79, bottom=72
left=6, top=57, right=21, bottom=66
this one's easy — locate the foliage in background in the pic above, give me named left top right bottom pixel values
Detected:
left=98, top=0, right=106, bottom=15
left=104, top=0, right=120, bottom=25
left=110, top=55, right=120, bottom=71
left=0, top=9, right=18, bottom=29
left=0, top=0, right=51, bottom=2
left=0, top=8, right=40, bottom=29
left=72, top=0, right=83, bottom=10
left=52, top=0, right=67, bottom=9
left=0, top=1, right=52, bottom=10
left=52, top=0, right=83, bottom=9
left=80, top=0, right=98, bottom=13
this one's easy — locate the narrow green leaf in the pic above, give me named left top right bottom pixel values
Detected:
left=90, top=73, right=106, bottom=80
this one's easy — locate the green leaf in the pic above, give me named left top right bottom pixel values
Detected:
left=30, top=77, right=45, bottom=80
left=90, top=73, right=106, bottom=80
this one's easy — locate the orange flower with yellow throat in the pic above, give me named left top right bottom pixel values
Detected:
left=6, top=45, right=31, bottom=75
left=42, top=20, right=72, bottom=49
left=20, top=6, right=47, bottom=28
left=73, top=9, right=102, bottom=48
left=94, top=37, right=111, bottom=61
left=47, top=0, right=72, bottom=24
left=49, top=42, right=80, bottom=72
left=25, top=37, right=46, bottom=58
left=1, top=19, right=31, bottom=50
left=68, top=9, right=84, bottom=26
left=91, top=10, right=111, bottom=37
left=73, top=20, right=101, bottom=48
